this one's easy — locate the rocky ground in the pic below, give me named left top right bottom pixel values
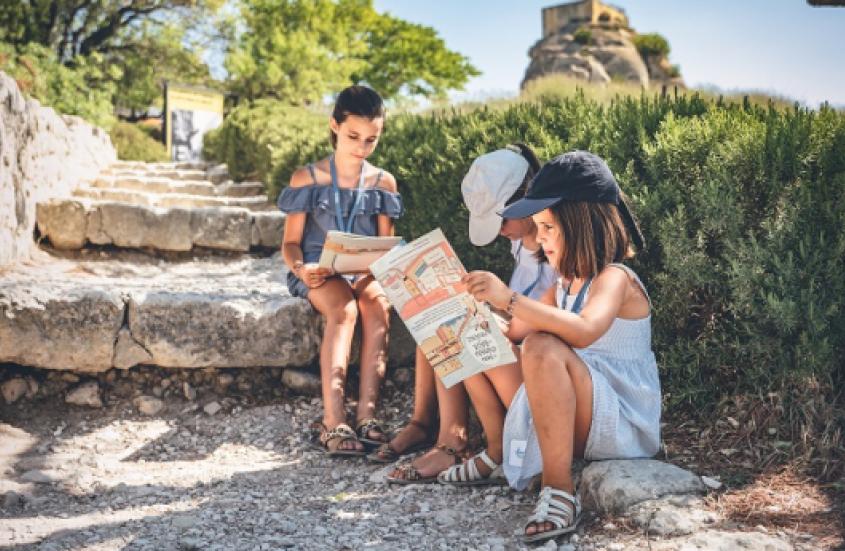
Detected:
left=1, top=365, right=834, bottom=551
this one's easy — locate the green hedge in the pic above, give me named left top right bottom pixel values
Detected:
left=109, top=121, right=168, bottom=162
left=203, top=99, right=329, bottom=197
left=205, top=94, right=845, bottom=476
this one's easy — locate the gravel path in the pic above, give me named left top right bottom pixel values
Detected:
left=0, top=366, right=819, bottom=550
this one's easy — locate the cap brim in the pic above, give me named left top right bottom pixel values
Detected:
left=468, top=210, right=502, bottom=246
left=500, top=197, right=561, bottom=219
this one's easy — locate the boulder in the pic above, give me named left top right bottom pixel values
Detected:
left=134, top=395, right=164, bottom=416
left=96, top=203, right=193, bottom=251
left=579, top=459, right=705, bottom=515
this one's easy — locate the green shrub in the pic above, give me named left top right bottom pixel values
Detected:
left=633, top=32, right=671, bottom=59
left=0, top=41, right=116, bottom=128
left=203, top=100, right=329, bottom=198
left=109, top=121, right=168, bottom=162
left=573, top=27, right=592, bottom=45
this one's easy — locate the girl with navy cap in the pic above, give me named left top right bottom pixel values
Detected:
left=453, top=151, right=661, bottom=543
left=278, top=86, right=402, bottom=457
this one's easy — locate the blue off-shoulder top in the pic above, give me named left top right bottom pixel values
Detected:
left=277, top=177, right=404, bottom=264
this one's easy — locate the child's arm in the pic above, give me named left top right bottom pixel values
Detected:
left=464, top=268, right=630, bottom=349
left=282, top=167, right=333, bottom=286
left=375, top=172, right=398, bottom=238
left=504, top=284, right=558, bottom=341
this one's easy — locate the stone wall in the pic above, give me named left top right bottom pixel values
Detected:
left=0, top=71, right=116, bottom=266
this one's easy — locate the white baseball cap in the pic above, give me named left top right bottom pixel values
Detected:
left=461, top=147, right=530, bottom=246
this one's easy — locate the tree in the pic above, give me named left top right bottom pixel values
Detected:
left=0, top=0, right=222, bottom=62
left=353, top=13, right=480, bottom=99
left=225, top=0, right=479, bottom=103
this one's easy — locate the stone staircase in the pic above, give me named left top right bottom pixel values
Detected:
left=2, top=160, right=414, bottom=374
left=35, top=161, right=285, bottom=253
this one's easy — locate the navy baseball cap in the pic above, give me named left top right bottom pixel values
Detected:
left=501, top=150, right=645, bottom=249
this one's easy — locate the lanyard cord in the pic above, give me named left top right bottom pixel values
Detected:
left=329, top=154, right=367, bottom=233
left=563, top=277, right=593, bottom=314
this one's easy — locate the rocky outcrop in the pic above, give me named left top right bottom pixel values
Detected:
left=0, top=71, right=116, bottom=266
left=522, top=22, right=685, bottom=89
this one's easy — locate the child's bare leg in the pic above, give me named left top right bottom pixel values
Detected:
left=387, top=347, right=438, bottom=452
left=354, top=276, right=390, bottom=439
left=520, top=332, right=593, bottom=537
left=307, top=277, right=362, bottom=452
left=463, top=355, right=522, bottom=472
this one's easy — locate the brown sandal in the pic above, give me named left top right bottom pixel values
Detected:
left=355, top=418, right=389, bottom=447
left=367, top=419, right=435, bottom=463
left=317, top=423, right=365, bottom=457
left=385, top=444, right=464, bottom=485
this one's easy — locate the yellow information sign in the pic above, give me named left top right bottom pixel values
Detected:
left=164, top=83, right=224, bottom=162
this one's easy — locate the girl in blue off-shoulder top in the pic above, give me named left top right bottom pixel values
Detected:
left=278, top=86, right=403, bottom=457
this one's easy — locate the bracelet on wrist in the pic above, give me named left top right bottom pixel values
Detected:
left=292, top=260, right=304, bottom=276
left=505, top=291, right=519, bottom=315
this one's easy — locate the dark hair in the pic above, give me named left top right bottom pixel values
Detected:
left=330, top=85, right=386, bottom=148
left=548, top=199, right=634, bottom=279
left=504, top=143, right=542, bottom=206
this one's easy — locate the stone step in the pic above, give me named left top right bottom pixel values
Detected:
left=36, top=199, right=284, bottom=252
left=109, top=160, right=216, bottom=171
left=102, top=168, right=212, bottom=181
left=90, top=176, right=265, bottom=198
left=73, top=186, right=271, bottom=210
left=0, top=256, right=414, bottom=372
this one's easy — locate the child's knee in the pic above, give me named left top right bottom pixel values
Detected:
left=327, top=300, right=358, bottom=325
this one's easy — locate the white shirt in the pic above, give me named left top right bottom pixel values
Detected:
left=508, top=239, right=557, bottom=300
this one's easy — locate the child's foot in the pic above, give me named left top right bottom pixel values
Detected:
left=367, top=419, right=435, bottom=463
left=316, top=422, right=365, bottom=457
left=385, top=443, right=465, bottom=484
left=522, top=486, right=582, bottom=543
left=355, top=418, right=389, bottom=447
left=437, top=449, right=506, bottom=486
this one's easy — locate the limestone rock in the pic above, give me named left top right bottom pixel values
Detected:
left=134, top=395, right=164, bottom=416
left=1, top=378, right=29, bottom=404
left=0, top=71, right=115, bottom=265
left=579, top=459, right=705, bottom=515
left=127, top=292, right=321, bottom=368
left=629, top=495, right=718, bottom=537
left=190, top=207, right=251, bottom=251
left=653, top=530, right=794, bottom=551
left=95, top=202, right=193, bottom=251
left=251, top=211, right=285, bottom=248
left=65, top=382, right=102, bottom=408
left=281, top=368, right=321, bottom=395
left=113, top=328, right=153, bottom=369
left=36, top=199, right=88, bottom=249
left=0, top=285, right=125, bottom=371
left=203, top=401, right=222, bottom=416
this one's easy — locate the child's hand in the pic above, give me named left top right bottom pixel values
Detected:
left=300, top=263, right=334, bottom=288
left=462, top=271, right=511, bottom=310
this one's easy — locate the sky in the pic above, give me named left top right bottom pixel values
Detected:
left=372, top=0, right=845, bottom=107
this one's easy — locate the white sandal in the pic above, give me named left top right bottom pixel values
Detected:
left=521, top=486, right=582, bottom=543
left=437, top=449, right=506, bottom=486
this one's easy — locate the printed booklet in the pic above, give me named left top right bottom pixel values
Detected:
left=370, top=228, right=516, bottom=388
left=318, top=231, right=404, bottom=274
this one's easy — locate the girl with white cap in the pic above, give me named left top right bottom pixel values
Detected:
left=378, top=144, right=557, bottom=483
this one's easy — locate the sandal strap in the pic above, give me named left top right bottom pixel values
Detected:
left=440, top=449, right=500, bottom=483
left=476, top=449, right=500, bottom=471
left=355, top=418, right=384, bottom=433
left=435, top=443, right=463, bottom=457
left=319, top=423, right=357, bottom=445
left=525, top=487, right=581, bottom=530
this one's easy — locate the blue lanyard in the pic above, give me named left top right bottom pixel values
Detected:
left=516, top=241, right=544, bottom=297
left=329, top=154, right=366, bottom=233
left=563, top=277, right=593, bottom=313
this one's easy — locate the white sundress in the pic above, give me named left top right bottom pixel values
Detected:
left=502, top=264, right=662, bottom=490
